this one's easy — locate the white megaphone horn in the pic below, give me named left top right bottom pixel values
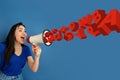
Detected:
left=27, top=29, right=52, bottom=46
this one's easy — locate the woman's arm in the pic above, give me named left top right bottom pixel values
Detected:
left=27, top=44, right=41, bottom=72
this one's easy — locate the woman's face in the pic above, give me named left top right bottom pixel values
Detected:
left=15, top=25, right=27, bottom=44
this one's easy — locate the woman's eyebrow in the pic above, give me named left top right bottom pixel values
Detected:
left=18, top=27, right=26, bottom=31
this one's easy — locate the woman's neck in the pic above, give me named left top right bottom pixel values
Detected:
left=14, top=42, right=21, bottom=49
left=14, top=42, right=22, bottom=56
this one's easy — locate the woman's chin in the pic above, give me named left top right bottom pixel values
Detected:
left=20, top=41, right=25, bottom=44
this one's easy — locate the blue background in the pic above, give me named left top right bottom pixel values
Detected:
left=0, top=0, right=120, bottom=80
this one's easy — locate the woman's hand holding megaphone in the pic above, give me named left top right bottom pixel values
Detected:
left=32, top=44, right=42, bottom=57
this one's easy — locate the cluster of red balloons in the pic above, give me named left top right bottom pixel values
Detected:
left=43, top=9, right=120, bottom=44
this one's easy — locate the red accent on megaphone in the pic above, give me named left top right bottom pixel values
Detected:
left=27, top=37, right=30, bottom=43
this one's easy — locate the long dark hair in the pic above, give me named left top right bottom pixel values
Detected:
left=4, top=22, right=25, bottom=64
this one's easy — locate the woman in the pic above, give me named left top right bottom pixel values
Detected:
left=0, top=22, right=41, bottom=80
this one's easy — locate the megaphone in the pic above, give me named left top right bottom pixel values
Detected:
left=27, top=29, right=52, bottom=46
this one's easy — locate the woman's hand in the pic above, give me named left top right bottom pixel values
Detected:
left=32, top=44, right=41, bottom=57
left=28, top=44, right=42, bottom=72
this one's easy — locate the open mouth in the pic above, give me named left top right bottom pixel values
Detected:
left=21, top=36, right=25, bottom=40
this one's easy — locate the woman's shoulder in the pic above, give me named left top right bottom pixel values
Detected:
left=22, top=44, right=30, bottom=50
left=22, top=44, right=32, bottom=56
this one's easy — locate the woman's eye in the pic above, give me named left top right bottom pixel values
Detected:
left=19, top=30, right=22, bottom=32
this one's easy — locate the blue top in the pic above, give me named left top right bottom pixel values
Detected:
left=0, top=42, right=32, bottom=76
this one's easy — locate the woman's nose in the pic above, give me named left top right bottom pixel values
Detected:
left=23, top=32, right=27, bottom=36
